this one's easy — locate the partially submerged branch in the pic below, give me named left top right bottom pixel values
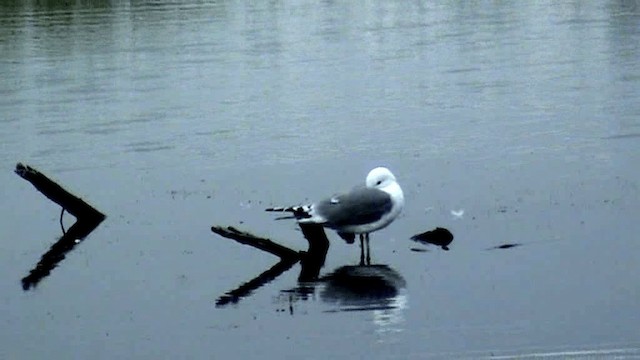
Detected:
left=211, top=223, right=330, bottom=306
left=210, top=226, right=299, bottom=260
left=15, top=163, right=105, bottom=222
left=297, top=224, right=329, bottom=282
left=15, top=163, right=105, bottom=290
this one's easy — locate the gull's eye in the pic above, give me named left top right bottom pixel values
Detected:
left=376, top=180, right=382, bottom=185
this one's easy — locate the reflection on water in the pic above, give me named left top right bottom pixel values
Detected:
left=320, top=264, right=408, bottom=336
left=281, top=264, right=408, bottom=332
left=319, top=265, right=406, bottom=311
left=213, top=225, right=408, bottom=325
left=213, top=222, right=409, bottom=329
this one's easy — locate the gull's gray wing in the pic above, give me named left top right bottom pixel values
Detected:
left=314, top=186, right=393, bottom=228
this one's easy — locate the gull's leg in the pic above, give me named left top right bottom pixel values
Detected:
left=365, top=233, right=371, bottom=265
left=359, top=233, right=365, bottom=265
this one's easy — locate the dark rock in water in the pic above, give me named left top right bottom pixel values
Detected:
left=410, top=227, right=454, bottom=250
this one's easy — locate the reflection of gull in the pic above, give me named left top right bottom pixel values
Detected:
left=319, top=264, right=408, bottom=339
left=373, top=293, right=408, bottom=337
left=278, top=264, right=408, bottom=334
left=266, top=167, right=404, bottom=251
left=319, top=265, right=406, bottom=311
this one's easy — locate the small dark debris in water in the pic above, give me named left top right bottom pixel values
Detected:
left=410, top=247, right=429, bottom=253
left=497, top=206, right=508, bottom=213
left=603, top=132, right=640, bottom=140
left=410, top=227, right=454, bottom=250
left=488, top=243, right=522, bottom=250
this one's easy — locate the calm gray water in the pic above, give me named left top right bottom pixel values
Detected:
left=1, top=0, right=640, bottom=358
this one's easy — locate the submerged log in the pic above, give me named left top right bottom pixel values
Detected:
left=211, top=223, right=329, bottom=306
left=297, top=223, right=329, bottom=281
left=15, top=163, right=105, bottom=222
left=15, top=163, right=105, bottom=290
left=210, top=226, right=299, bottom=260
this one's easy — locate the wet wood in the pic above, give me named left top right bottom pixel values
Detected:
left=15, top=163, right=105, bottom=290
left=210, top=226, right=300, bottom=260
left=15, top=163, right=105, bottom=221
left=211, top=223, right=330, bottom=306
left=297, top=223, right=330, bottom=281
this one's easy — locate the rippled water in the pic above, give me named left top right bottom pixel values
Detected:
left=1, top=1, right=639, bottom=359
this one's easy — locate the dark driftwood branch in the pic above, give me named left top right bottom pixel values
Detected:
left=298, top=223, right=329, bottom=282
left=211, top=223, right=329, bottom=306
left=15, top=163, right=106, bottom=290
left=210, top=226, right=299, bottom=260
left=15, top=163, right=105, bottom=222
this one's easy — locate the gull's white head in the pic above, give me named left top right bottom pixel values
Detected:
left=365, top=167, right=397, bottom=189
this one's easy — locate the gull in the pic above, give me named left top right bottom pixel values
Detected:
left=266, top=167, right=404, bottom=262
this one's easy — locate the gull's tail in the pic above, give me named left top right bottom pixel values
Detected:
left=265, top=205, right=313, bottom=220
